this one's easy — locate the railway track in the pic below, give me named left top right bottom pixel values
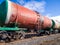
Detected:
left=0, top=33, right=60, bottom=45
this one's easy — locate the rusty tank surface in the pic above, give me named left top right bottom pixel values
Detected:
left=4, top=1, right=42, bottom=29
left=0, top=0, right=60, bottom=42
left=42, top=16, right=52, bottom=29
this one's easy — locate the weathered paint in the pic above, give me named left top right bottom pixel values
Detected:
left=5, top=1, right=12, bottom=24
left=42, top=16, right=52, bottom=29
left=54, top=20, right=60, bottom=29
left=0, top=0, right=8, bottom=24
left=58, top=22, right=60, bottom=29
left=0, top=27, right=27, bottom=31
left=0, top=0, right=59, bottom=31
left=51, top=20, right=55, bottom=28
left=0, top=27, right=20, bottom=30
left=8, top=1, right=39, bottom=28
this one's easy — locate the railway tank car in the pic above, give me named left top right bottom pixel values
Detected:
left=0, top=0, right=41, bottom=29
left=40, top=16, right=60, bottom=34
left=37, top=16, right=56, bottom=35
left=0, top=0, right=60, bottom=42
left=0, top=0, right=43, bottom=42
left=51, top=20, right=60, bottom=33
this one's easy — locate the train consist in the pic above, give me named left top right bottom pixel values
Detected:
left=0, top=0, right=60, bottom=42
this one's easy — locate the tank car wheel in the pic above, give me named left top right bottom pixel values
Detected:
left=5, top=37, right=11, bottom=43
left=54, top=30, right=58, bottom=34
left=15, top=31, right=26, bottom=40
left=45, top=31, right=50, bottom=35
left=19, top=31, right=25, bottom=39
left=1, top=32, right=11, bottom=42
left=36, top=30, right=42, bottom=36
left=6, top=31, right=15, bottom=42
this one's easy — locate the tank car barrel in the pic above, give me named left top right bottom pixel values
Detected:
left=0, top=0, right=60, bottom=31
left=0, top=0, right=60, bottom=42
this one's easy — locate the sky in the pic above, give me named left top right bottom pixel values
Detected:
left=0, top=0, right=60, bottom=21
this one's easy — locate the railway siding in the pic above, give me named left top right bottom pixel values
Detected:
left=1, top=33, right=59, bottom=45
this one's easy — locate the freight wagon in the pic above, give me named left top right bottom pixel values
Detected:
left=0, top=0, right=60, bottom=42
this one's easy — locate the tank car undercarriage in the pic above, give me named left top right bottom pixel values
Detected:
left=0, top=30, right=26, bottom=43
left=0, top=27, right=59, bottom=43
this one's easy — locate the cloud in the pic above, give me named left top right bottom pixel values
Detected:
left=46, top=13, right=52, bottom=18
left=16, top=0, right=46, bottom=13
left=45, top=13, right=60, bottom=22
left=50, top=15, right=60, bottom=22
left=24, top=1, right=46, bottom=13
left=16, top=0, right=25, bottom=5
